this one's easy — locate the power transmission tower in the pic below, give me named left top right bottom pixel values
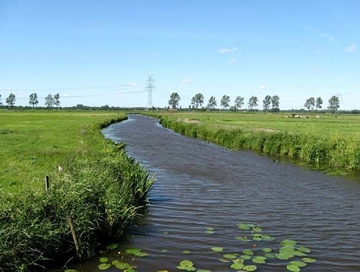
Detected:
left=145, top=75, right=155, bottom=109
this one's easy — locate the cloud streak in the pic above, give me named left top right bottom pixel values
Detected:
left=346, top=44, right=356, bottom=53
left=218, top=47, right=238, bottom=54
left=181, top=78, right=193, bottom=84
left=303, top=24, right=341, bottom=45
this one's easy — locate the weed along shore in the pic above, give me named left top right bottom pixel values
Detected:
left=0, top=111, right=153, bottom=271
left=147, top=111, right=360, bottom=174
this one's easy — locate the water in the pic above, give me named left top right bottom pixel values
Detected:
left=74, top=114, right=360, bottom=271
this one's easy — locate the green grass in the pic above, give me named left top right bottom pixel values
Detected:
left=146, top=111, right=360, bottom=172
left=0, top=110, right=153, bottom=271
left=0, top=110, right=124, bottom=192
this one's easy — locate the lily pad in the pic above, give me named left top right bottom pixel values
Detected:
left=302, top=257, right=316, bottom=263
left=243, top=264, right=257, bottom=271
left=238, top=223, right=251, bottom=230
left=223, top=253, right=238, bottom=259
left=211, top=247, right=224, bottom=252
left=252, top=256, right=266, bottom=264
left=286, top=264, right=300, bottom=272
left=113, top=262, right=131, bottom=269
left=106, top=243, right=118, bottom=250
left=252, top=227, right=262, bottom=232
left=134, top=251, right=148, bottom=257
left=98, top=263, right=111, bottom=270
left=242, top=249, right=254, bottom=256
left=183, top=250, right=191, bottom=254
left=289, top=261, right=307, bottom=268
left=262, top=248, right=272, bottom=253
left=99, top=257, right=108, bottom=263
left=126, top=248, right=141, bottom=255
left=297, top=246, right=311, bottom=253
left=281, top=239, right=297, bottom=246
left=231, top=263, right=245, bottom=270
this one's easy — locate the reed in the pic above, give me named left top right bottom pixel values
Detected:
left=0, top=111, right=153, bottom=271
left=149, top=111, right=360, bottom=171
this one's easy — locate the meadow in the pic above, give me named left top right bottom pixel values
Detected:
left=0, top=110, right=153, bottom=271
left=148, top=111, right=360, bottom=172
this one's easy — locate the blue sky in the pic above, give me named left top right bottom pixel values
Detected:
left=0, top=0, right=359, bottom=109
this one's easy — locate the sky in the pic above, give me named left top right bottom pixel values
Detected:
left=0, top=0, right=359, bottom=109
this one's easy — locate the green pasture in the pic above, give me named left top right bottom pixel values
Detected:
left=148, top=111, right=360, bottom=172
left=158, top=111, right=360, bottom=136
left=0, top=110, right=153, bottom=271
left=0, top=110, right=122, bottom=192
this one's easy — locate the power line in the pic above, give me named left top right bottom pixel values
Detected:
left=0, top=84, right=144, bottom=92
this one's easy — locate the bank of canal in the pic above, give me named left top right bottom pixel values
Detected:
left=72, top=114, right=360, bottom=271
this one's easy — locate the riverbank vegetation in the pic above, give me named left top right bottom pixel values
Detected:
left=0, top=111, right=153, bottom=271
left=147, top=111, right=360, bottom=172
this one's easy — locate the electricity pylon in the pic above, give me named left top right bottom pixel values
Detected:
left=145, top=76, right=155, bottom=109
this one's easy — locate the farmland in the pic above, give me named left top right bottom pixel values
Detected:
left=0, top=110, right=153, bottom=271
left=148, top=111, right=360, bottom=172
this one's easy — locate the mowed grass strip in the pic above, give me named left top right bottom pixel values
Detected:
left=0, top=110, right=122, bottom=192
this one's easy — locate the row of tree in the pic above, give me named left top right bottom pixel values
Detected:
left=168, top=93, right=340, bottom=113
left=0, top=93, right=61, bottom=108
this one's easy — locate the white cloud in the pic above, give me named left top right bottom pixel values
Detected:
left=63, top=94, right=69, bottom=97
left=258, top=85, right=265, bottom=90
left=229, top=58, right=236, bottom=64
left=346, top=44, right=356, bottom=53
left=218, top=47, right=238, bottom=54
left=302, top=24, right=341, bottom=45
left=126, top=82, right=138, bottom=86
left=181, top=78, right=193, bottom=84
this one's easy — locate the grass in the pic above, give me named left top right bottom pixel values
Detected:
left=0, top=110, right=153, bottom=271
left=146, top=111, right=360, bottom=172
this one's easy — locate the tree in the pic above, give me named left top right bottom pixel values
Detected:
left=263, top=95, right=271, bottom=112
left=271, top=95, right=280, bottom=112
left=248, top=96, right=258, bottom=111
left=0, top=94, right=2, bottom=105
left=207, top=96, right=217, bottom=110
left=328, top=95, right=340, bottom=113
left=234, top=96, right=244, bottom=111
left=168, top=92, right=181, bottom=109
left=29, top=93, right=39, bottom=108
left=316, top=97, right=323, bottom=110
left=220, top=95, right=230, bottom=110
left=45, top=94, right=54, bottom=109
left=53, top=93, right=60, bottom=108
left=191, top=93, right=204, bottom=109
left=6, top=93, right=16, bottom=107
left=304, top=97, right=315, bottom=111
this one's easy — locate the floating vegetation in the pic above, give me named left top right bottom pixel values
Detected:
left=205, top=227, right=215, bottom=234
left=177, top=260, right=196, bottom=271
left=211, top=247, right=224, bottom=252
left=92, top=223, right=316, bottom=271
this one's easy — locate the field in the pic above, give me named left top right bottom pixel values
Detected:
left=148, top=111, right=360, bottom=172
left=0, top=110, right=153, bottom=271
left=0, top=110, right=125, bottom=192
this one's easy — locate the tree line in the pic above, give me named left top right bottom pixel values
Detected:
left=0, top=93, right=61, bottom=109
left=168, top=93, right=341, bottom=113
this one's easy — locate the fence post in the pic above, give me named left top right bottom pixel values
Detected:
left=45, top=176, right=50, bottom=191
left=68, top=217, right=81, bottom=259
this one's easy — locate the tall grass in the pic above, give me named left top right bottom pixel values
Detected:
left=0, top=111, right=153, bottom=271
left=151, top=112, right=360, bottom=171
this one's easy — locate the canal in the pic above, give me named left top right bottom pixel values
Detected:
left=74, top=114, right=360, bottom=271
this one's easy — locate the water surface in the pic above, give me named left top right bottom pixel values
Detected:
left=78, top=114, right=360, bottom=271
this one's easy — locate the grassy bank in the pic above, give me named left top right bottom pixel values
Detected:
left=147, top=111, right=360, bottom=172
left=0, top=110, right=153, bottom=271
